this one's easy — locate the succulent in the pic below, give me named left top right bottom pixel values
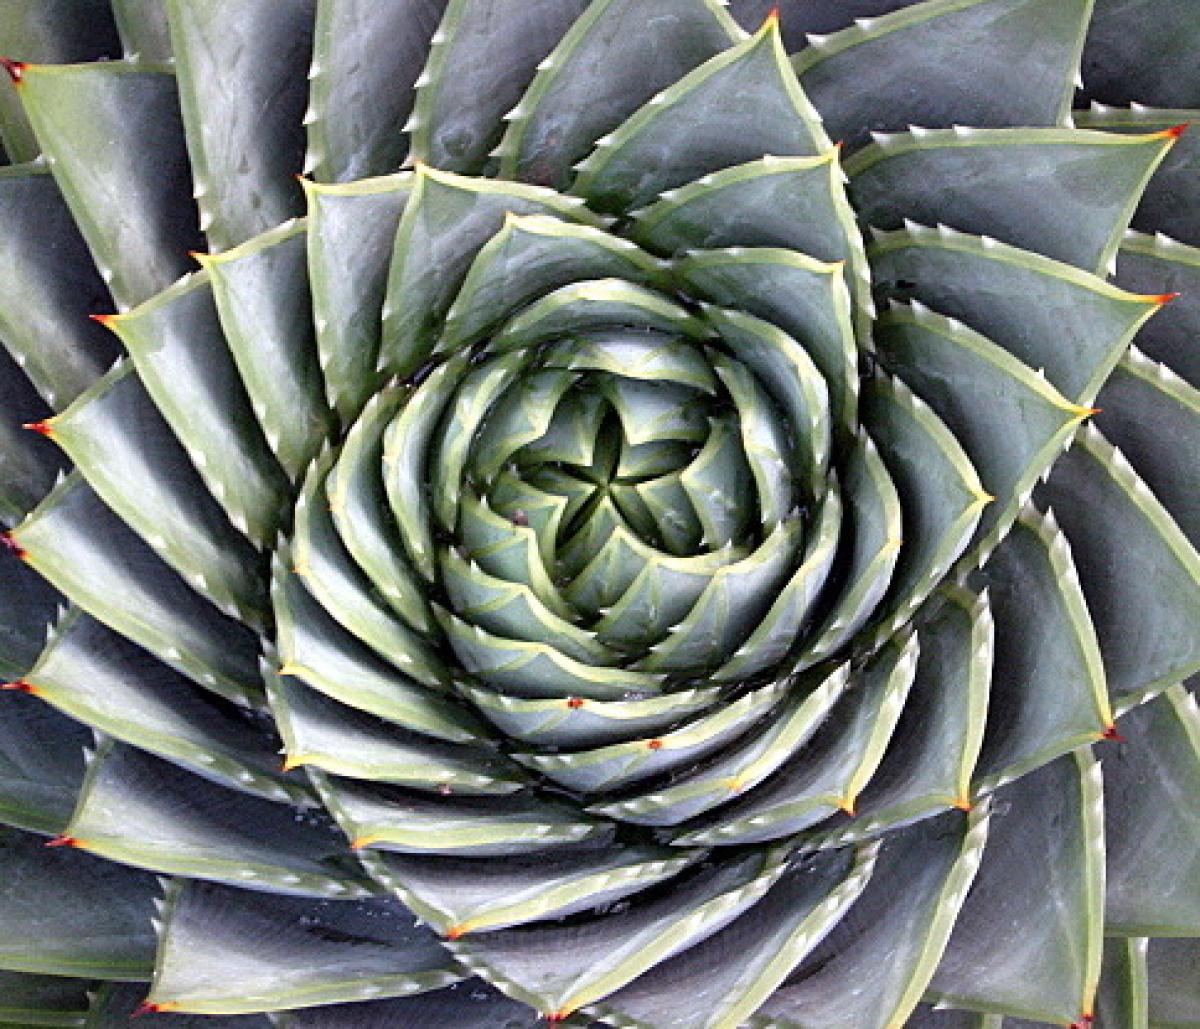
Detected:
left=1, top=0, right=1199, bottom=1026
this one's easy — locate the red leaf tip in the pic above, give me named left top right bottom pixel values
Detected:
left=1, top=532, right=27, bottom=561
left=1164, top=122, right=1190, bottom=140
left=565, top=696, right=584, bottom=709
left=1, top=680, right=37, bottom=695
left=132, top=1001, right=163, bottom=1018
left=45, top=835, right=77, bottom=848
left=89, top=312, right=117, bottom=327
left=1154, top=291, right=1182, bottom=306
left=0, top=58, right=26, bottom=85
left=1101, top=724, right=1127, bottom=743
left=22, top=420, right=53, bottom=437
left=647, top=738, right=663, bottom=750
left=765, top=6, right=781, bottom=25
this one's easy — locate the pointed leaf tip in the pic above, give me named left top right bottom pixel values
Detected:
left=1154, top=291, right=1183, bottom=306
left=1163, top=123, right=1190, bottom=140
left=44, top=835, right=78, bottom=848
left=765, top=6, right=781, bottom=26
left=88, top=313, right=117, bottom=328
left=132, top=1001, right=175, bottom=1018
left=0, top=58, right=25, bottom=84
left=1100, top=724, right=1127, bottom=743
left=565, top=697, right=584, bottom=709
left=1, top=532, right=27, bottom=561
left=22, top=420, right=53, bottom=437
left=0, top=680, right=37, bottom=695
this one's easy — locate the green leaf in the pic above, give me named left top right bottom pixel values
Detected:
left=24, top=608, right=307, bottom=806
left=16, top=61, right=199, bottom=307
left=45, top=363, right=267, bottom=627
left=267, top=669, right=525, bottom=794
left=302, top=173, right=413, bottom=421
left=62, top=740, right=373, bottom=898
left=846, top=126, right=1177, bottom=275
left=794, top=0, right=1090, bottom=148
left=196, top=219, right=334, bottom=480
left=362, top=843, right=702, bottom=937
left=408, top=0, right=591, bottom=173
left=1101, top=686, right=1200, bottom=936
left=927, top=751, right=1104, bottom=1026
left=305, top=0, right=445, bottom=182
left=11, top=473, right=264, bottom=707
left=146, top=879, right=461, bottom=1014
left=165, top=0, right=312, bottom=250
left=874, top=302, right=1088, bottom=558
left=0, top=970, right=93, bottom=1028
left=0, top=688, right=87, bottom=835
left=109, top=0, right=171, bottom=60
left=868, top=223, right=1165, bottom=404
left=574, top=16, right=829, bottom=212
left=0, top=826, right=157, bottom=980
left=0, top=164, right=119, bottom=410
left=87, top=982, right=273, bottom=1027
left=447, top=846, right=790, bottom=1020
left=312, top=770, right=607, bottom=857
left=749, top=807, right=990, bottom=1029
left=496, top=0, right=739, bottom=188
left=1037, top=426, right=1200, bottom=713
left=100, top=272, right=291, bottom=550
left=379, top=165, right=600, bottom=377
left=969, top=508, right=1110, bottom=791
left=586, top=845, right=878, bottom=1029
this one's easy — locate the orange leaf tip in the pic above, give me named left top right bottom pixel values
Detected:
left=1, top=679, right=37, bottom=695
left=349, top=836, right=376, bottom=851
left=952, top=796, right=973, bottom=812
left=45, top=835, right=77, bottom=848
left=446, top=925, right=467, bottom=940
left=132, top=1001, right=179, bottom=1017
left=764, top=6, right=781, bottom=28
left=22, top=420, right=53, bottom=437
left=1, top=532, right=27, bottom=561
left=1161, top=123, right=1190, bottom=140
left=1100, top=724, right=1127, bottom=743
left=1154, top=291, right=1182, bottom=306
left=837, top=798, right=856, bottom=816
left=89, top=312, right=117, bottom=327
left=0, top=58, right=26, bottom=85
left=565, top=696, right=584, bottom=709
left=647, top=738, right=663, bottom=750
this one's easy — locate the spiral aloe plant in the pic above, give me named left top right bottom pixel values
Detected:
left=1, top=0, right=1198, bottom=1026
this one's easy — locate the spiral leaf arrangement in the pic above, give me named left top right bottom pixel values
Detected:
left=0, top=1, right=1198, bottom=1026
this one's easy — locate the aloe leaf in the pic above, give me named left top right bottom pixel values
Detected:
left=270, top=981, right=542, bottom=1028
left=574, top=16, right=829, bottom=213
left=363, top=844, right=702, bottom=937
left=165, top=0, right=312, bottom=251
left=517, top=681, right=791, bottom=795
left=1081, top=0, right=1200, bottom=108
left=586, top=845, right=877, bottom=1029
left=61, top=740, right=373, bottom=899
left=88, top=982, right=273, bottom=1027
left=0, top=688, right=87, bottom=835
left=23, top=608, right=305, bottom=806
left=294, top=450, right=444, bottom=671
left=497, top=0, right=738, bottom=188
left=100, top=273, right=291, bottom=549
left=702, top=305, right=831, bottom=501
left=408, top=0, right=590, bottom=173
left=802, top=584, right=991, bottom=849
left=794, top=0, right=1090, bottom=149
left=859, top=375, right=988, bottom=643
left=271, top=559, right=482, bottom=743
left=1093, top=937, right=1149, bottom=1029
left=677, top=634, right=919, bottom=846
left=927, top=752, right=1104, bottom=1026
left=681, top=247, right=858, bottom=441
left=15, top=61, right=199, bottom=307
left=1037, top=426, right=1200, bottom=713
left=45, top=364, right=267, bottom=626
left=439, top=216, right=670, bottom=353
left=146, top=879, right=461, bottom=1014
left=750, top=807, right=990, bottom=1029
left=312, top=771, right=607, bottom=857
left=1114, top=231, right=1200, bottom=386
left=1075, top=104, right=1200, bottom=247
left=0, top=971, right=93, bottom=1028
left=0, top=348, right=67, bottom=527
left=1145, top=938, right=1200, bottom=1027
left=267, top=670, right=524, bottom=794
left=969, top=509, right=1110, bottom=791
left=10, top=474, right=263, bottom=707
left=846, top=127, right=1178, bottom=275
left=302, top=174, right=412, bottom=421
left=196, top=219, right=333, bottom=480
left=798, top=430, right=901, bottom=667
left=0, top=164, right=119, bottom=409
left=629, top=153, right=872, bottom=344
left=0, top=1, right=119, bottom=161
left=108, top=3, right=169, bottom=59
left=328, top=388, right=435, bottom=634
left=448, top=846, right=790, bottom=1020
left=378, top=166, right=599, bottom=377
left=0, top=826, right=157, bottom=980
left=1100, top=686, right=1200, bottom=935
left=869, top=223, right=1166, bottom=404
left=305, top=0, right=446, bottom=183
left=874, top=302, right=1089, bottom=558
left=588, top=664, right=851, bottom=826
left=456, top=682, right=722, bottom=749
left=1095, top=351, right=1200, bottom=546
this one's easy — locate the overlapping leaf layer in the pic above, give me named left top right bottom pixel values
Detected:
left=0, top=1, right=1198, bottom=1026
